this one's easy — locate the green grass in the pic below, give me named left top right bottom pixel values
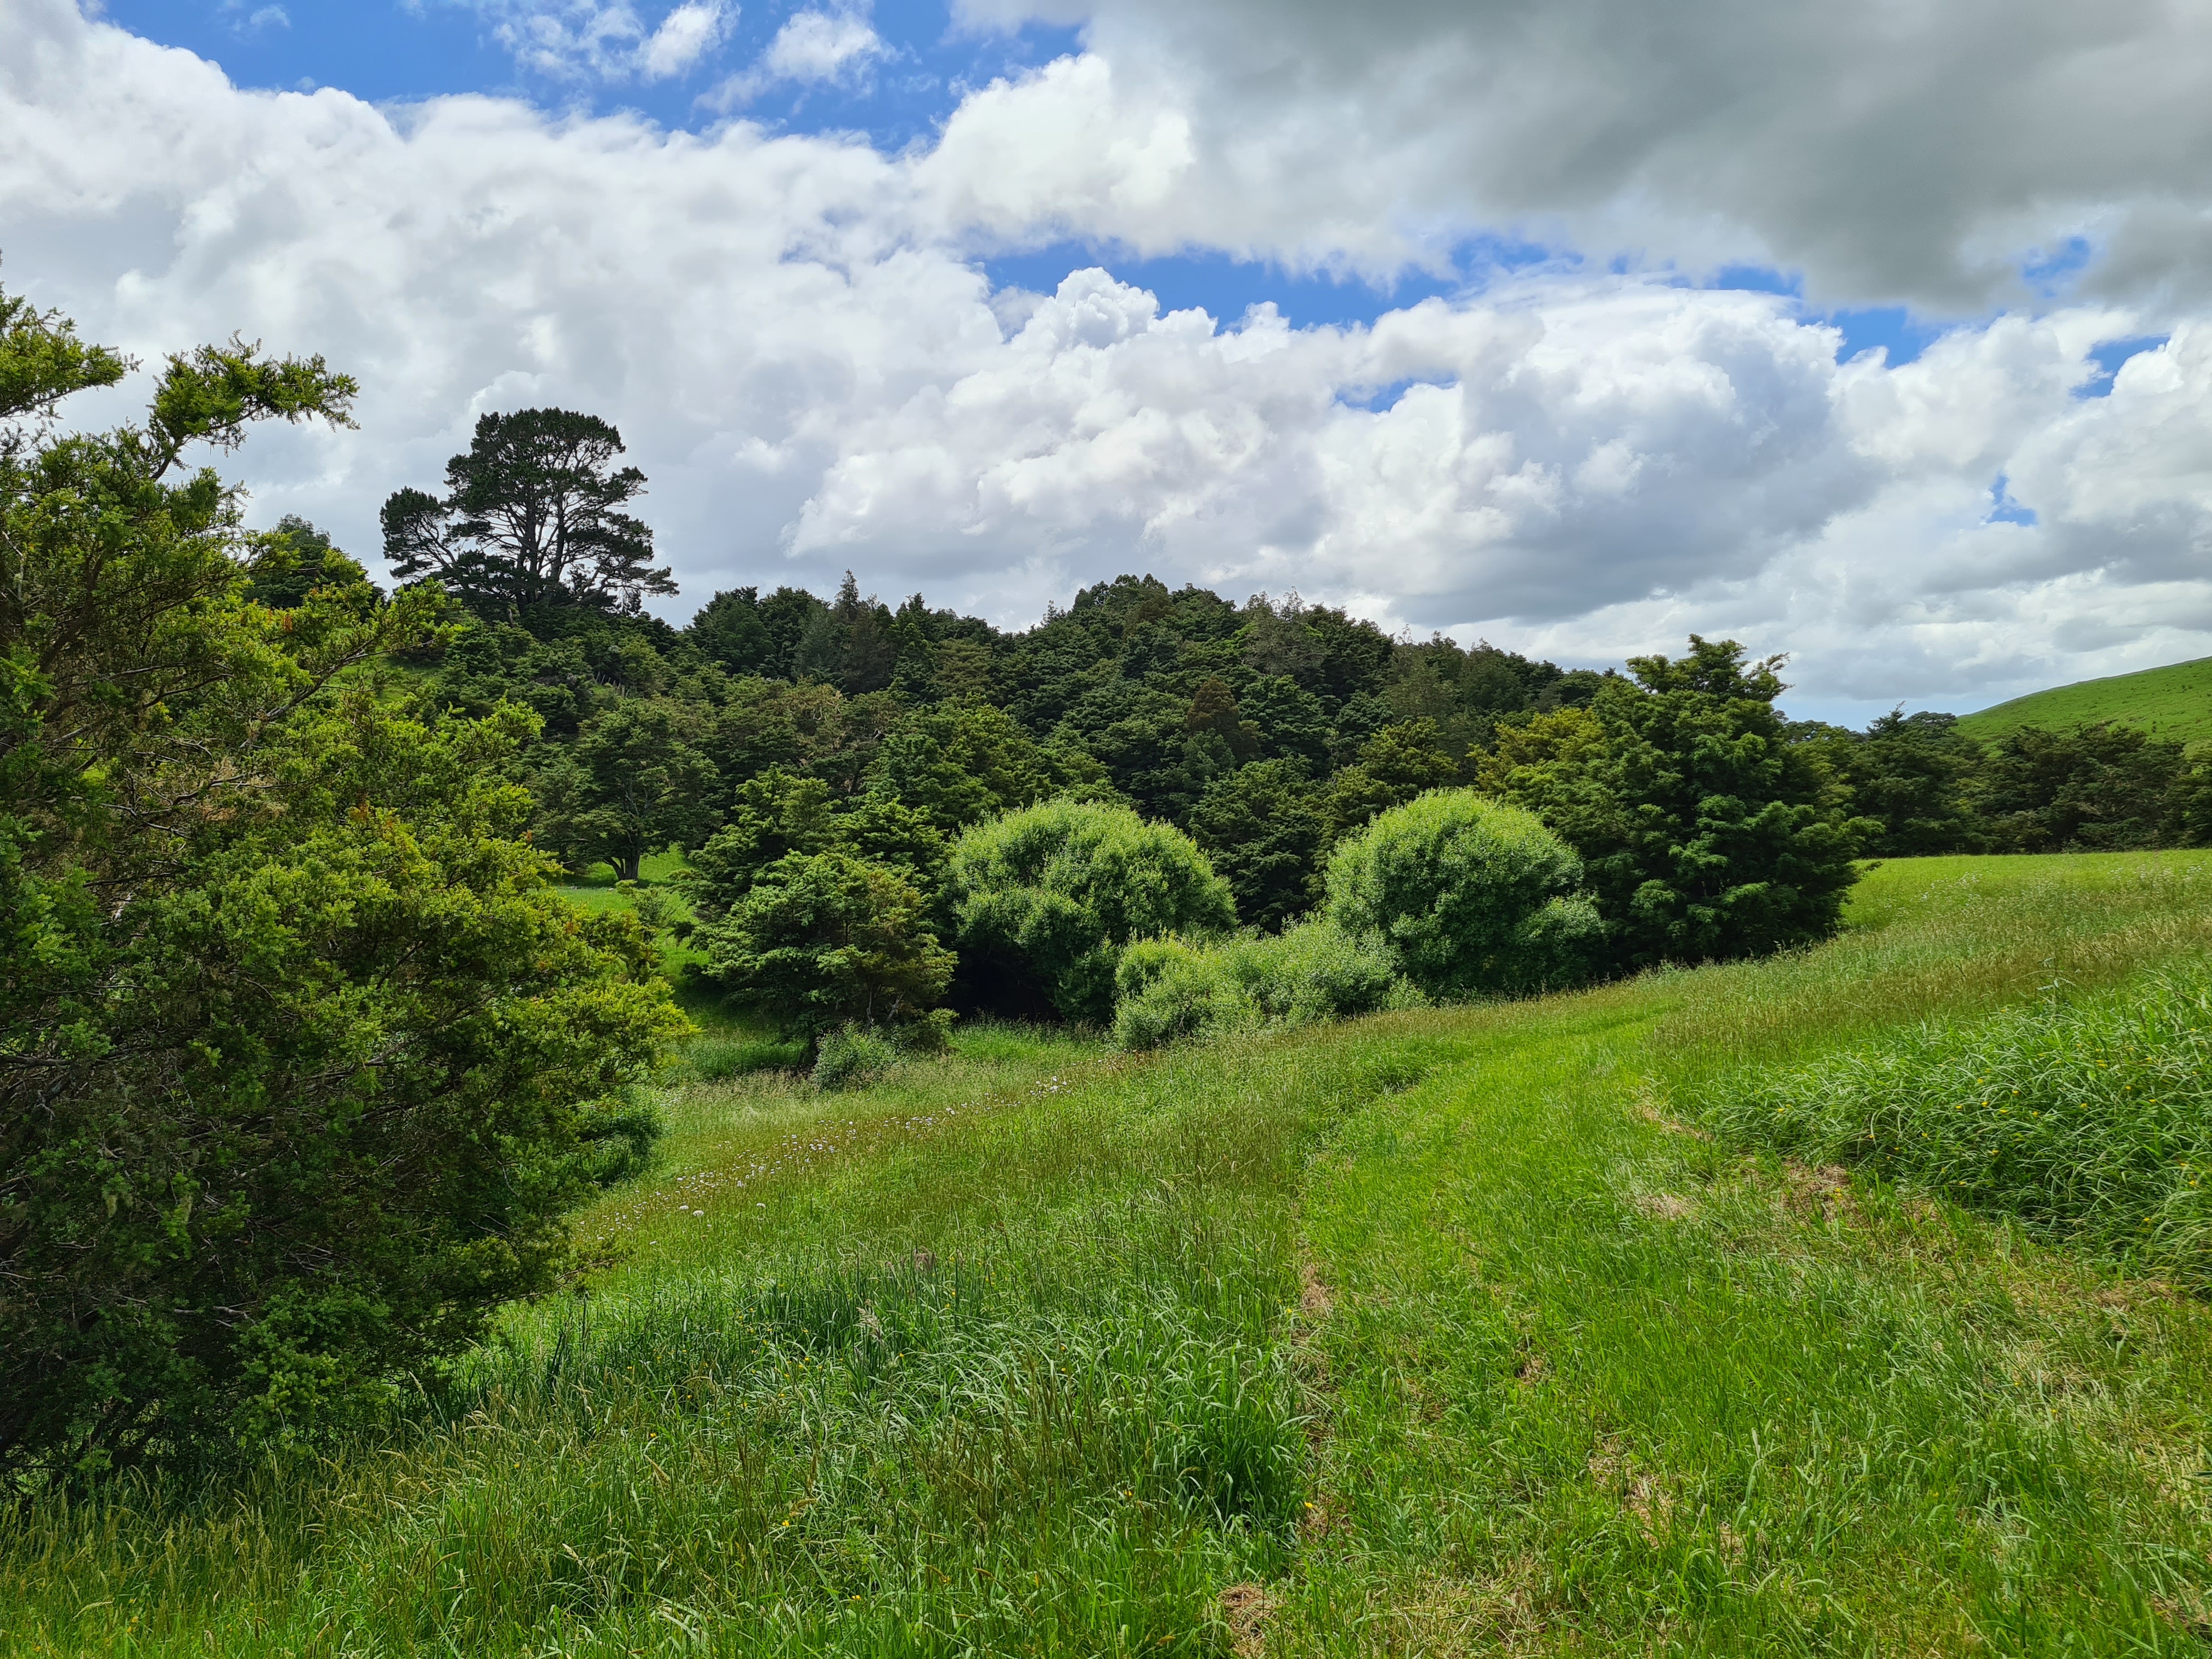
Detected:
left=1697, top=959, right=2212, bottom=1282
left=8, top=853, right=2212, bottom=1654
left=1955, top=653, right=2212, bottom=746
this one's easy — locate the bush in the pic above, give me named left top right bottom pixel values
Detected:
left=1324, top=789, right=1600, bottom=1000
left=1112, top=920, right=1409, bottom=1049
left=1695, top=962, right=2212, bottom=1283
left=945, top=799, right=1237, bottom=1024
left=693, top=851, right=954, bottom=1040
left=811, top=1024, right=902, bottom=1091
left=0, top=294, right=687, bottom=1479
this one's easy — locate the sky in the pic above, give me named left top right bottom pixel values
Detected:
left=5, top=1, right=2211, bottom=722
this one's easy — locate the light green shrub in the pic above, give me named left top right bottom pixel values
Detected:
left=1112, top=920, right=1408, bottom=1049
left=1324, top=789, right=1600, bottom=1000
left=946, top=799, right=1237, bottom=1024
left=811, top=1024, right=902, bottom=1091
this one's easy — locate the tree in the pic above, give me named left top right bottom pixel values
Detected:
left=686, top=586, right=779, bottom=676
left=1318, top=719, right=1462, bottom=843
left=1, top=291, right=682, bottom=1477
left=1977, top=723, right=2187, bottom=851
left=694, top=852, right=955, bottom=1040
left=533, top=696, right=721, bottom=881
left=1324, top=791, right=1600, bottom=999
left=866, top=703, right=1056, bottom=834
left=1476, top=638, right=1871, bottom=968
left=380, top=408, right=675, bottom=619
left=945, top=800, right=1238, bottom=1023
left=1816, top=709, right=1984, bottom=856
left=1189, top=759, right=1328, bottom=931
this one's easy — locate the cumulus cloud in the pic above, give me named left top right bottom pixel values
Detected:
left=707, top=4, right=888, bottom=106
left=447, top=0, right=731, bottom=82
left=639, top=2, right=731, bottom=80
left=4, top=0, right=2212, bottom=714
left=940, top=0, right=2212, bottom=312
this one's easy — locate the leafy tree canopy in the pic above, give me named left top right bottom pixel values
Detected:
left=1, top=291, right=681, bottom=1479
left=381, top=408, right=676, bottom=619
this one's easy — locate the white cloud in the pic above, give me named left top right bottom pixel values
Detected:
left=446, top=1, right=731, bottom=82
left=639, top=1, right=730, bottom=79
left=5, top=0, right=2212, bottom=716
left=939, top=0, right=2212, bottom=312
left=707, top=4, right=887, bottom=105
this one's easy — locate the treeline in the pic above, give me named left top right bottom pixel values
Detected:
left=414, top=561, right=2212, bottom=964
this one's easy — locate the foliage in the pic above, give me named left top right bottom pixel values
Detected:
left=865, top=702, right=1058, bottom=833
left=684, top=769, right=947, bottom=920
left=14, top=856, right=2212, bottom=1654
left=1977, top=721, right=2190, bottom=851
left=532, top=696, right=720, bottom=881
left=1797, top=708, right=1985, bottom=856
left=810, top=1022, right=903, bottom=1091
left=1188, top=759, right=1328, bottom=931
left=1476, top=637, right=1871, bottom=967
left=0, top=291, right=683, bottom=1478
left=1697, top=960, right=2212, bottom=1284
left=693, top=851, right=955, bottom=1040
left=945, top=799, right=1237, bottom=1023
left=1323, top=788, right=1601, bottom=998
left=1110, top=920, right=1408, bottom=1048
left=380, top=408, right=676, bottom=618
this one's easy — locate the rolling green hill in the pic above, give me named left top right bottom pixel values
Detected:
left=1956, top=653, right=2212, bottom=744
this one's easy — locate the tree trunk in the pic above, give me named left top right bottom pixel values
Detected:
left=619, top=848, right=643, bottom=883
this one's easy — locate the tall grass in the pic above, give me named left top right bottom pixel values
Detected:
left=1697, top=961, right=2212, bottom=1280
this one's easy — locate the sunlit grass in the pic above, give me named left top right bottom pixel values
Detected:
left=8, top=853, right=2212, bottom=1655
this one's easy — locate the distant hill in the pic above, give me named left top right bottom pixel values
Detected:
left=1955, top=656, right=2212, bottom=747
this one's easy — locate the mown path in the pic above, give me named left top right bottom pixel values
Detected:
left=1276, top=854, right=2212, bottom=1654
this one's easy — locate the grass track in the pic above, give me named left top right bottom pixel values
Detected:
left=7, top=854, right=2212, bottom=1654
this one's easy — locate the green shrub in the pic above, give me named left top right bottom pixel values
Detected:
left=1324, top=789, right=1600, bottom=999
left=1696, top=962, right=2212, bottom=1282
left=693, top=851, right=954, bottom=1040
left=946, top=799, right=1237, bottom=1024
left=0, top=292, right=689, bottom=1478
left=811, top=1024, right=902, bottom=1091
left=1113, top=921, right=1409, bottom=1049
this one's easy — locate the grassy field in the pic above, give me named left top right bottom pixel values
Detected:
left=1956, top=654, right=2212, bottom=746
left=7, top=852, right=2212, bottom=1655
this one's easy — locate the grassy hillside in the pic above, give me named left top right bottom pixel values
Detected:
left=1957, top=654, right=2212, bottom=744
left=9, top=853, right=2212, bottom=1655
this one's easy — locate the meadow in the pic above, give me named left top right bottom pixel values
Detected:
left=7, top=851, right=2212, bottom=1656
left=1955, top=654, right=2212, bottom=746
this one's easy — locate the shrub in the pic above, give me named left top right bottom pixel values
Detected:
left=684, top=1034, right=810, bottom=1080
left=1112, top=920, right=1408, bottom=1049
left=811, top=1024, right=902, bottom=1091
left=0, top=294, right=687, bottom=1479
left=946, top=799, right=1237, bottom=1024
left=1695, top=962, right=2212, bottom=1283
left=1472, top=638, right=1871, bottom=968
left=693, top=851, right=954, bottom=1040
left=1324, top=789, right=1600, bottom=1000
